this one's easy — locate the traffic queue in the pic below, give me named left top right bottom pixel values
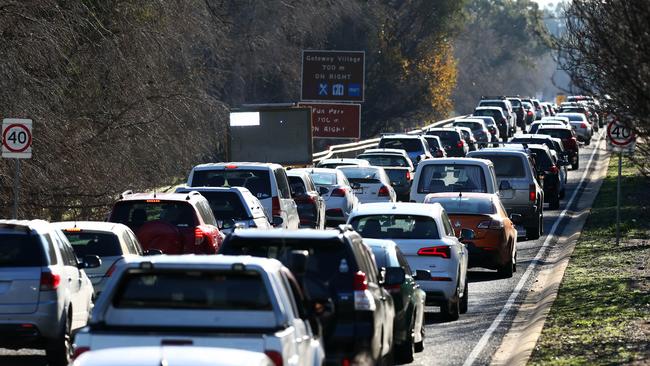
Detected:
left=0, top=95, right=601, bottom=366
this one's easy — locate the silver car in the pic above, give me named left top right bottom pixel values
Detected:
left=0, top=220, right=99, bottom=366
left=292, top=168, right=359, bottom=225
left=337, top=165, right=397, bottom=203
left=54, top=221, right=144, bottom=297
left=556, top=112, right=593, bottom=144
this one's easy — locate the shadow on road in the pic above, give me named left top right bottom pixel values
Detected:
left=0, top=355, right=47, bottom=366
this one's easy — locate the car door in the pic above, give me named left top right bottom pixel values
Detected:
left=280, top=270, right=317, bottom=366
left=441, top=211, right=467, bottom=288
left=305, top=176, right=326, bottom=229
left=52, top=230, right=88, bottom=328
left=274, top=168, right=300, bottom=229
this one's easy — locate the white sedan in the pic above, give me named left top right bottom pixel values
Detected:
left=337, top=165, right=396, bottom=203
left=348, top=202, right=469, bottom=320
left=292, top=168, right=359, bottom=225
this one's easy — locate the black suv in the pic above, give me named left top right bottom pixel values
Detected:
left=526, top=144, right=563, bottom=210
left=219, top=226, right=400, bottom=365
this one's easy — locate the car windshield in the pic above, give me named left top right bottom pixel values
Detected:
left=358, top=155, right=410, bottom=167
left=63, top=232, right=123, bottom=257
left=338, top=167, right=383, bottom=184
left=0, top=232, right=46, bottom=267
left=417, top=164, right=487, bottom=193
left=193, top=191, right=251, bottom=220
left=109, top=201, right=197, bottom=232
left=378, top=138, right=423, bottom=153
left=350, top=214, right=440, bottom=240
left=191, top=169, right=271, bottom=199
left=471, top=155, right=526, bottom=177
left=113, top=270, right=272, bottom=310
left=425, top=196, right=496, bottom=215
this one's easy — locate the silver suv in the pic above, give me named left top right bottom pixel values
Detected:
left=467, top=149, right=544, bottom=240
left=0, top=220, right=100, bottom=365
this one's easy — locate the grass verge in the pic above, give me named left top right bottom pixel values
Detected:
left=529, top=152, right=650, bottom=365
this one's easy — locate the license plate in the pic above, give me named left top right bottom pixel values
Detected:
left=516, top=226, right=527, bottom=238
left=425, top=306, right=441, bottom=313
left=354, top=188, right=363, bottom=194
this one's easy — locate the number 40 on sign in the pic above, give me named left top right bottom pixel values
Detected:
left=2, top=118, right=33, bottom=159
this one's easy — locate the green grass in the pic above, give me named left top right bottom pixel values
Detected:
left=529, top=153, right=650, bottom=365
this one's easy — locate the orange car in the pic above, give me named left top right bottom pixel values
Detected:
left=424, top=192, right=520, bottom=277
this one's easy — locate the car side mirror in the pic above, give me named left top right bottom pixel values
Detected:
left=510, top=213, right=523, bottom=225
left=287, top=250, right=308, bottom=276
left=499, top=180, right=512, bottom=191
left=382, top=267, right=406, bottom=287
left=272, top=216, right=284, bottom=227
left=318, top=186, right=329, bottom=196
left=79, top=255, right=101, bottom=269
left=143, top=249, right=164, bottom=256
left=414, top=269, right=431, bottom=281
left=459, top=228, right=475, bottom=242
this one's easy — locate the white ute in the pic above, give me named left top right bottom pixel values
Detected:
left=73, top=255, right=324, bottom=366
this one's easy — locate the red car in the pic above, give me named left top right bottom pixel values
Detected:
left=108, top=191, right=223, bottom=254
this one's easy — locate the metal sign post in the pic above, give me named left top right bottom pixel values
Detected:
left=606, top=119, right=636, bottom=245
left=2, top=118, right=33, bottom=219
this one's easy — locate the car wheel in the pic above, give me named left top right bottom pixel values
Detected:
left=498, top=254, right=514, bottom=278
left=414, top=325, right=425, bottom=353
left=585, top=138, right=591, bottom=146
left=560, top=188, right=566, bottom=199
left=526, top=214, right=542, bottom=240
left=460, top=279, right=469, bottom=314
left=395, top=317, right=415, bottom=364
left=572, top=159, right=580, bottom=170
left=441, top=282, right=460, bottom=321
left=550, top=194, right=560, bottom=210
left=513, top=250, right=518, bottom=273
left=46, top=312, right=72, bottom=366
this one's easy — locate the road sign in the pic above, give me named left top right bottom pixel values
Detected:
left=606, top=119, right=635, bottom=153
left=299, top=103, right=361, bottom=139
left=301, top=50, right=365, bottom=102
left=2, top=119, right=33, bottom=159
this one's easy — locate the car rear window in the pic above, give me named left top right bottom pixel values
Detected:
left=358, top=155, right=410, bottom=167
left=351, top=215, right=440, bottom=240
left=113, top=270, right=271, bottom=310
left=417, top=164, right=487, bottom=193
left=479, top=101, right=506, bottom=110
left=63, top=232, right=123, bottom=257
left=378, top=138, right=423, bottom=153
left=426, top=131, right=460, bottom=146
left=288, top=176, right=308, bottom=196
left=538, top=129, right=572, bottom=139
left=309, top=172, right=338, bottom=186
left=193, top=191, right=251, bottom=220
left=338, top=167, right=383, bottom=184
left=425, top=197, right=496, bottom=215
left=471, top=155, right=526, bottom=178
left=0, top=232, right=46, bottom=267
left=453, top=122, right=481, bottom=131
left=109, top=201, right=197, bottom=233
left=529, top=148, right=553, bottom=170
left=191, top=169, right=271, bottom=200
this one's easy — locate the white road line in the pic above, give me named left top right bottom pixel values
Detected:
left=462, top=132, right=604, bottom=366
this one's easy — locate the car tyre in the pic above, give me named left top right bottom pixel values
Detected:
left=498, top=254, right=514, bottom=278
left=395, top=319, right=415, bottom=365
left=414, top=325, right=424, bottom=353
left=526, top=214, right=542, bottom=240
left=572, top=158, right=580, bottom=170
left=46, top=313, right=72, bottom=366
left=441, top=283, right=460, bottom=321
left=550, top=194, right=560, bottom=210
left=585, top=138, right=591, bottom=146
left=460, top=279, right=469, bottom=314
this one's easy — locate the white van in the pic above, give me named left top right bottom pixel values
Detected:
left=409, top=158, right=498, bottom=202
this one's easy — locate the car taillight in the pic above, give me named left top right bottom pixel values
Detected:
left=194, top=227, right=205, bottom=246
left=105, top=261, right=118, bottom=277
left=272, top=196, right=281, bottom=217
left=580, top=123, right=587, bottom=128
left=478, top=220, right=504, bottom=229
left=353, top=271, right=376, bottom=311
left=72, top=346, right=90, bottom=360
left=40, top=270, right=60, bottom=291
left=549, top=165, right=559, bottom=174
left=529, top=184, right=536, bottom=202
left=527, top=111, right=533, bottom=116
left=331, top=188, right=346, bottom=197
left=378, top=185, right=390, bottom=197
left=406, top=170, right=411, bottom=180
left=417, top=246, right=450, bottom=258
left=457, top=140, right=464, bottom=148
left=264, top=350, right=282, bottom=366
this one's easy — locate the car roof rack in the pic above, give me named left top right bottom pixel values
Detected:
left=120, top=190, right=133, bottom=199
left=480, top=95, right=506, bottom=100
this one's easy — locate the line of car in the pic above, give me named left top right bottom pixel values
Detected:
left=0, top=94, right=600, bottom=366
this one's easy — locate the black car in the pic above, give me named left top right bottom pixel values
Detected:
left=474, top=107, right=509, bottom=141
left=527, top=145, right=563, bottom=210
left=425, top=128, right=468, bottom=157
left=507, top=97, right=525, bottom=130
left=219, top=226, right=399, bottom=365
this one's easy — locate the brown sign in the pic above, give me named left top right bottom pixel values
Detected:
left=299, top=103, right=361, bottom=139
left=301, top=50, right=365, bottom=102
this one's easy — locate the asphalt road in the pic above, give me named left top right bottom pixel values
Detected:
left=0, top=130, right=607, bottom=366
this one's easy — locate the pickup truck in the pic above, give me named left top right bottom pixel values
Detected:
left=357, top=148, right=415, bottom=201
left=72, top=255, right=324, bottom=366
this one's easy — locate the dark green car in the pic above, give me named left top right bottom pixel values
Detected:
left=367, top=238, right=426, bottom=364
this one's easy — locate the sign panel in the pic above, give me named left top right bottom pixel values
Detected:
left=606, top=120, right=636, bottom=153
left=229, top=108, right=312, bottom=165
left=2, top=119, right=33, bottom=159
left=299, top=103, right=361, bottom=139
left=301, top=50, right=365, bottom=102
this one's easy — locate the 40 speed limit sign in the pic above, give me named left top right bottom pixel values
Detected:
left=2, top=119, right=33, bottom=159
left=607, top=119, right=636, bottom=153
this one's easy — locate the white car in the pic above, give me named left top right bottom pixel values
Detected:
left=54, top=221, right=144, bottom=297
left=315, top=158, right=370, bottom=169
left=556, top=112, right=593, bottom=144
left=337, top=165, right=396, bottom=203
left=73, top=255, right=324, bottom=366
left=72, top=346, right=275, bottom=366
left=348, top=203, right=469, bottom=320
left=291, top=168, right=359, bottom=225
left=409, top=158, right=499, bottom=202
left=186, top=162, right=300, bottom=230
left=174, top=186, right=273, bottom=234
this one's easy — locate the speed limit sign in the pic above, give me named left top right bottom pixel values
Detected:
left=607, top=119, right=635, bottom=152
left=2, top=119, right=33, bottom=159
